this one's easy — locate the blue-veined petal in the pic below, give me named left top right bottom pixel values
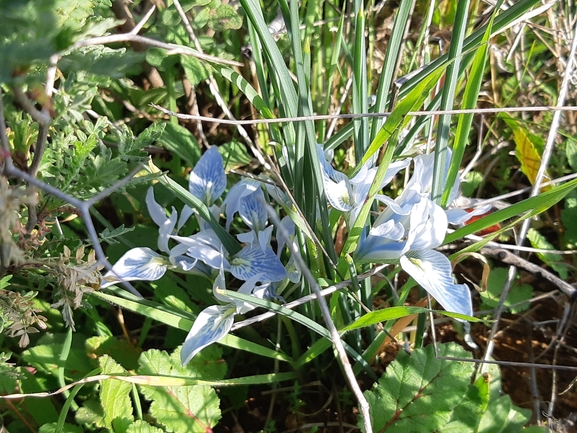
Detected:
left=229, top=245, right=286, bottom=281
left=188, top=146, right=227, bottom=206
left=212, top=265, right=232, bottom=305
left=237, top=226, right=273, bottom=250
left=180, top=305, right=236, bottom=365
left=235, top=275, right=262, bottom=314
left=400, top=250, right=473, bottom=317
left=240, top=188, right=268, bottom=231
left=169, top=243, right=199, bottom=272
left=222, top=180, right=260, bottom=231
left=100, top=247, right=167, bottom=289
left=276, top=216, right=295, bottom=255
left=350, top=159, right=411, bottom=208
left=146, top=187, right=168, bottom=227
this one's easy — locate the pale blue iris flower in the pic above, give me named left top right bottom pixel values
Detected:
left=355, top=153, right=474, bottom=317
left=317, top=144, right=410, bottom=226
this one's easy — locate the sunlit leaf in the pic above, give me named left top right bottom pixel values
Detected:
left=500, top=113, right=549, bottom=188
left=138, top=349, right=222, bottom=432
left=99, top=355, right=133, bottom=432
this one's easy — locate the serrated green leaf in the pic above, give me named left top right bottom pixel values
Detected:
left=75, top=398, right=105, bottom=428
left=86, top=336, right=142, bottom=371
left=363, top=343, right=475, bottom=433
left=99, top=355, right=134, bottom=432
left=99, top=225, right=136, bottom=246
left=146, top=48, right=180, bottom=71
left=159, top=122, right=202, bottom=168
left=181, top=55, right=210, bottom=87
left=59, top=46, right=143, bottom=78
left=126, top=420, right=165, bottom=433
left=527, top=228, right=568, bottom=279
left=38, top=423, right=84, bottom=433
left=137, top=349, right=222, bottom=432
left=442, top=384, right=483, bottom=432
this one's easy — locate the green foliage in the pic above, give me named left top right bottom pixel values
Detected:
left=461, top=171, right=484, bottom=197
left=0, top=0, right=118, bottom=83
left=363, top=343, right=540, bottom=432
left=0, top=0, right=573, bottom=430
left=479, top=268, right=533, bottom=314
left=100, top=356, right=134, bottom=432
left=527, top=228, right=568, bottom=279
left=137, top=348, right=224, bottom=432
left=561, top=195, right=577, bottom=249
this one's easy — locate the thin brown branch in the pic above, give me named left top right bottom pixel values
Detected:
left=480, top=247, right=577, bottom=299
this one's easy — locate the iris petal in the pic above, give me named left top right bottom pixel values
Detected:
left=400, top=250, right=473, bottom=317
left=188, top=146, right=227, bottom=206
left=229, top=245, right=287, bottom=282
left=101, top=247, right=167, bottom=289
left=180, top=305, right=236, bottom=365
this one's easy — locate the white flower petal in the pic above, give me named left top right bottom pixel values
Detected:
left=406, top=199, right=447, bottom=251
left=355, top=225, right=408, bottom=263
left=180, top=305, right=236, bottom=365
left=177, top=205, right=194, bottom=231
left=400, top=250, right=473, bottom=317
left=101, top=247, right=167, bottom=289
left=445, top=204, right=493, bottom=225
left=158, top=207, right=177, bottom=254
left=324, top=175, right=354, bottom=212
left=146, top=187, right=168, bottom=227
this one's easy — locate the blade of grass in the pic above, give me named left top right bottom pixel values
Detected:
left=397, top=0, right=541, bottom=98
left=221, top=288, right=375, bottom=377
left=442, top=1, right=503, bottom=207
left=431, top=0, right=470, bottom=204
left=446, top=176, right=577, bottom=245
left=370, top=0, right=415, bottom=138
left=91, top=289, right=292, bottom=363
left=340, top=65, right=447, bottom=256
